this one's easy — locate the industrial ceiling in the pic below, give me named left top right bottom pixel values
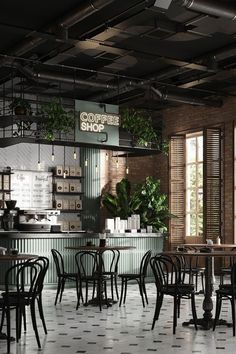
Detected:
left=0, top=0, right=236, bottom=111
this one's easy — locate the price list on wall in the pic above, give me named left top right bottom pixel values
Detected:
left=11, top=170, right=53, bottom=209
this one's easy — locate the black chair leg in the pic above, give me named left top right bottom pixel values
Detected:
left=6, top=306, right=11, bottom=354
left=191, top=294, right=198, bottom=330
left=30, top=301, right=41, bottom=348
left=114, top=276, right=119, bottom=300
left=142, top=280, right=148, bottom=305
left=173, top=296, right=178, bottom=334
left=119, top=279, right=124, bottom=307
left=37, top=295, right=47, bottom=334
left=138, top=281, right=145, bottom=308
left=231, top=297, right=235, bottom=336
left=111, top=276, right=114, bottom=301
left=55, top=278, right=62, bottom=305
left=213, top=294, right=221, bottom=331
left=123, top=280, right=128, bottom=304
left=59, top=279, right=65, bottom=303
left=152, top=293, right=163, bottom=330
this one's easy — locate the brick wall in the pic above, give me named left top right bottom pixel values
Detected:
left=102, top=96, right=235, bottom=242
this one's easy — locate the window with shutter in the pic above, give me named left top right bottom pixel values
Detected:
left=203, top=128, right=222, bottom=242
left=169, top=135, right=185, bottom=247
left=170, top=128, right=223, bottom=245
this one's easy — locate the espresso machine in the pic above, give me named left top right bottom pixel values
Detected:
left=18, top=209, right=60, bottom=232
left=2, top=200, right=18, bottom=231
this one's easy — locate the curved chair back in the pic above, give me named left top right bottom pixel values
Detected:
left=51, top=249, right=65, bottom=276
left=102, top=249, right=120, bottom=273
left=140, top=250, right=152, bottom=277
left=150, top=254, right=179, bottom=291
left=75, top=251, right=101, bottom=278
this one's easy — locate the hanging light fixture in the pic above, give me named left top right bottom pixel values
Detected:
left=63, top=146, right=66, bottom=178
left=73, top=147, right=77, bottom=160
left=126, top=153, right=129, bottom=175
left=105, top=152, right=109, bottom=161
left=37, top=143, right=41, bottom=170
left=116, top=152, right=119, bottom=169
left=51, top=144, right=55, bottom=162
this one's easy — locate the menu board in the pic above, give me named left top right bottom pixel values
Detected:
left=11, top=170, right=52, bottom=209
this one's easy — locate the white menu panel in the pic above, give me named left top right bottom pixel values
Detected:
left=11, top=170, right=53, bottom=209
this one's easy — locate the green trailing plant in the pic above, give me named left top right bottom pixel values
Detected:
left=41, top=99, right=74, bottom=141
left=121, top=108, right=162, bottom=149
left=102, top=176, right=174, bottom=231
left=9, top=97, right=31, bottom=115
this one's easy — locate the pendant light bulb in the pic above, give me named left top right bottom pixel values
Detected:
left=95, top=164, right=98, bottom=174
left=37, top=161, right=41, bottom=170
left=126, top=166, right=129, bottom=174
left=116, top=159, right=119, bottom=169
left=105, top=152, right=108, bottom=161
left=63, top=170, right=66, bottom=179
left=51, top=153, right=55, bottom=162
left=85, top=158, right=88, bottom=167
left=73, top=149, right=77, bottom=160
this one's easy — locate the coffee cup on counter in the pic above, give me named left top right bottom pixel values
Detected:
left=10, top=248, right=19, bottom=255
left=99, top=239, right=106, bottom=247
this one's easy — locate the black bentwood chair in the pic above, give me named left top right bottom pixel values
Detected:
left=0, top=257, right=49, bottom=353
left=150, top=254, right=198, bottom=334
left=118, top=250, right=152, bottom=308
left=75, top=250, right=109, bottom=311
left=213, top=263, right=236, bottom=336
left=51, top=249, right=80, bottom=306
left=101, top=249, right=120, bottom=301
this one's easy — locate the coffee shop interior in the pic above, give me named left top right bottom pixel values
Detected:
left=1, top=1, right=236, bottom=353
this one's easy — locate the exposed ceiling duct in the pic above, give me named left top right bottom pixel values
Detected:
left=151, top=86, right=223, bottom=107
left=1, top=0, right=116, bottom=62
left=178, top=0, right=236, bottom=20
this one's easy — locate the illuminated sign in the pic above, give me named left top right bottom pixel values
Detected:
left=79, top=111, right=120, bottom=133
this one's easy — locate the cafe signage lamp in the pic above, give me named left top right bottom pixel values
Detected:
left=37, top=143, right=41, bottom=170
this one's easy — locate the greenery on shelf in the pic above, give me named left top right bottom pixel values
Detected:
left=102, top=177, right=174, bottom=232
left=9, top=97, right=31, bottom=115
left=41, top=99, right=74, bottom=141
left=121, top=108, right=169, bottom=154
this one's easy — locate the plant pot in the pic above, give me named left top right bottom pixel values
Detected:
left=14, top=106, right=27, bottom=115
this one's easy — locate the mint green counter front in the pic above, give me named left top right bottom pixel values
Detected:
left=0, top=232, right=164, bottom=286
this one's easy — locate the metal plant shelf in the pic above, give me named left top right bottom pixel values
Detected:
left=0, top=114, right=161, bottom=156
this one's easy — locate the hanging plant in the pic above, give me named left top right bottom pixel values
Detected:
left=9, top=97, right=31, bottom=115
left=41, top=99, right=74, bottom=141
left=121, top=108, right=161, bottom=148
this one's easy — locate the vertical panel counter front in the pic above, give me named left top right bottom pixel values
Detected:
left=0, top=232, right=164, bottom=286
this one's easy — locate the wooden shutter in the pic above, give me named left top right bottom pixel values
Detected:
left=203, top=127, right=223, bottom=241
left=169, top=135, right=185, bottom=249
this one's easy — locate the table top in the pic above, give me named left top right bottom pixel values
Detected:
left=162, top=250, right=236, bottom=257
left=180, top=244, right=236, bottom=248
left=0, top=253, right=39, bottom=261
left=65, top=245, right=136, bottom=251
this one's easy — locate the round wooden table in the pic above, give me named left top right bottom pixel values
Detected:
left=162, top=250, right=236, bottom=330
left=65, top=245, right=136, bottom=307
left=0, top=253, right=39, bottom=261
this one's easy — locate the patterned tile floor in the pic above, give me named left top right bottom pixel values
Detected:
left=0, top=281, right=235, bottom=354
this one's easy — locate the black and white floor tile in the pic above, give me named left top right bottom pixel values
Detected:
left=0, top=281, right=234, bottom=354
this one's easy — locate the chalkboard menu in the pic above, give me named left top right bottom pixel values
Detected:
left=11, top=170, right=53, bottom=209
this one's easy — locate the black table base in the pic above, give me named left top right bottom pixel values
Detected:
left=182, top=318, right=232, bottom=330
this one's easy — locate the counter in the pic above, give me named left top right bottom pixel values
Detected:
left=0, top=232, right=164, bottom=286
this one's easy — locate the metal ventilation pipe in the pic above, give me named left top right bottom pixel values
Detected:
left=179, top=0, right=236, bottom=20
left=151, top=86, right=223, bottom=107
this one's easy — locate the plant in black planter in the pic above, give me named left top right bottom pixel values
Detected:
left=41, top=99, right=74, bottom=141
left=9, top=97, right=31, bottom=115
